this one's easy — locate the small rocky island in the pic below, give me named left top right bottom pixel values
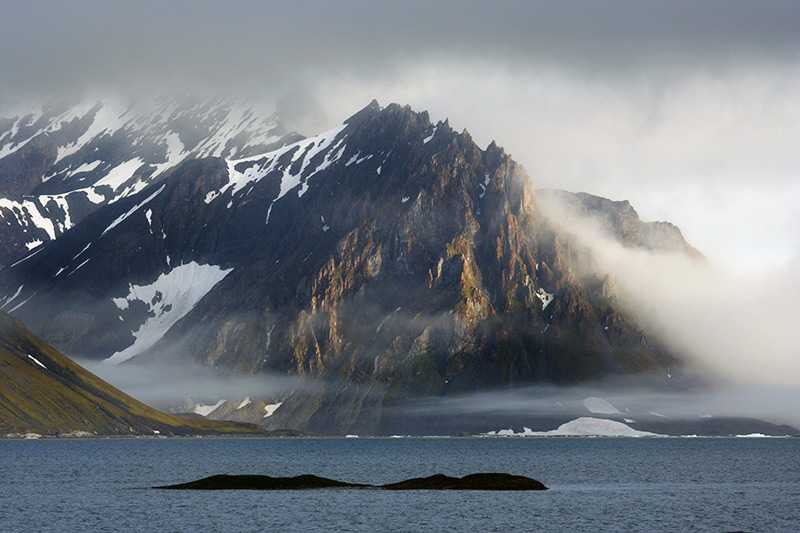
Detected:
left=156, top=473, right=547, bottom=491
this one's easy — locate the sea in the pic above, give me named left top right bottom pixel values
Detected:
left=1, top=437, right=798, bottom=532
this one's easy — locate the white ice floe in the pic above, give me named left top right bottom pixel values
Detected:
left=193, top=400, right=226, bottom=416
left=485, top=417, right=661, bottom=438
left=583, top=397, right=621, bottom=415
left=106, top=262, right=233, bottom=364
left=263, top=402, right=283, bottom=418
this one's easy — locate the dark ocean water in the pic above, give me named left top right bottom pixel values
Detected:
left=1, top=437, right=798, bottom=532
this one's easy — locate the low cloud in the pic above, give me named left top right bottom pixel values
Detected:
left=538, top=193, right=800, bottom=387
left=391, top=380, right=800, bottom=427
left=81, top=357, right=312, bottom=408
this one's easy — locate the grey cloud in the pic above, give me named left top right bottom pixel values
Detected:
left=1, top=1, right=798, bottom=271
left=2, top=1, right=799, bottom=104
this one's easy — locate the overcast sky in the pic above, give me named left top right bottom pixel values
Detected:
left=2, top=1, right=799, bottom=271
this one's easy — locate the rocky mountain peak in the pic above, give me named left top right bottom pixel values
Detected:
left=0, top=99, right=697, bottom=433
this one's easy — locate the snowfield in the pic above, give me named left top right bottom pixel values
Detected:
left=107, top=262, right=233, bottom=364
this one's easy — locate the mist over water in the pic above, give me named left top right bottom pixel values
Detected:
left=81, top=358, right=307, bottom=408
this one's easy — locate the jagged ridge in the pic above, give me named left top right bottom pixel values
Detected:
left=0, top=100, right=696, bottom=434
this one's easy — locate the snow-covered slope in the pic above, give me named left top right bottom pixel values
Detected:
left=107, top=262, right=232, bottom=364
left=0, top=98, right=298, bottom=265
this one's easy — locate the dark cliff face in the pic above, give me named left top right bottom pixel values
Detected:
left=0, top=101, right=694, bottom=433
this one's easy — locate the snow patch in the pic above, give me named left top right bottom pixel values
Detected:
left=423, top=125, right=438, bottom=144
left=152, top=132, right=186, bottom=175
left=145, top=208, right=154, bottom=234
left=94, top=158, right=145, bottom=191
left=194, top=400, right=226, bottom=416
left=72, top=242, right=93, bottom=260
left=67, top=160, right=102, bottom=177
left=478, top=173, right=491, bottom=199
left=106, top=262, right=233, bottom=364
left=27, top=354, right=47, bottom=370
left=206, top=123, right=348, bottom=206
left=1, top=285, right=24, bottom=310
left=0, top=198, right=57, bottom=240
left=263, top=402, right=283, bottom=418
left=8, top=292, right=36, bottom=312
left=535, top=288, right=554, bottom=310
left=237, top=397, right=252, bottom=410
left=101, top=185, right=165, bottom=236
left=55, top=102, right=125, bottom=162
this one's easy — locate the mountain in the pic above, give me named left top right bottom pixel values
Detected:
left=0, top=311, right=262, bottom=437
left=0, top=98, right=300, bottom=266
left=537, top=189, right=702, bottom=258
left=0, top=100, right=696, bottom=434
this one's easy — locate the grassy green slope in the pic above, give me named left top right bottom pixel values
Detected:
left=0, top=312, right=262, bottom=436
